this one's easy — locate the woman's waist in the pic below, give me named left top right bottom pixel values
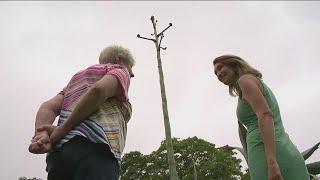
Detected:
left=246, top=127, right=287, bottom=143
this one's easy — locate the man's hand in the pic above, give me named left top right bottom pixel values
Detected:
left=29, top=93, right=64, bottom=154
left=28, top=131, right=52, bottom=154
left=37, top=125, right=67, bottom=145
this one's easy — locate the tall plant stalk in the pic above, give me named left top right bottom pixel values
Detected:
left=137, top=16, right=178, bottom=180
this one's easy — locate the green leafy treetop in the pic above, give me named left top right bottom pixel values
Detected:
left=120, top=137, right=245, bottom=180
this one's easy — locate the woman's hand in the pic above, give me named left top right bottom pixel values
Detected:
left=268, top=159, right=284, bottom=180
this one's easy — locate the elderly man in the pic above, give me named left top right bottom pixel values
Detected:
left=29, top=45, right=135, bottom=180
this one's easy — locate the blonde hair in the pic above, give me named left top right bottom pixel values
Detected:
left=99, top=45, right=135, bottom=66
left=213, top=55, right=262, bottom=96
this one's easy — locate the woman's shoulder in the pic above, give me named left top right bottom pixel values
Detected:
left=238, top=74, right=261, bottom=86
left=237, top=74, right=265, bottom=95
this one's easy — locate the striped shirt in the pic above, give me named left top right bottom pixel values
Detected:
left=55, top=64, right=132, bottom=163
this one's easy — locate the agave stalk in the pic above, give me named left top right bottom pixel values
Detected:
left=137, top=16, right=178, bottom=180
left=193, top=163, right=198, bottom=180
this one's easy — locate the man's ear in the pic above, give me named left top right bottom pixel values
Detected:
left=115, top=57, right=122, bottom=65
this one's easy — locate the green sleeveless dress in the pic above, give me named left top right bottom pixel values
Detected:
left=236, top=75, right=309, bottom=180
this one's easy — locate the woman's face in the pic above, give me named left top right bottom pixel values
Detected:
left=214, top=62, right=236, bottom=86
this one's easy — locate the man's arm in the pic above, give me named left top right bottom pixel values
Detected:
left=29, top=94, right=64, bottom=154
left=39, top=74, right=120, bottom=144
left=34, top=94, right=64, bottom=133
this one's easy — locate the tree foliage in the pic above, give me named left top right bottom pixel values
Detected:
left=120, top=137, right=244, bottom=180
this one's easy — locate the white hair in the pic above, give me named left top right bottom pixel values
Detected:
left=99, top=45, right=135, bottom=66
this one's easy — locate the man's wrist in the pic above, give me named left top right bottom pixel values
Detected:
left=34, top=128, right=49, bottom=136
left=59, top=123, right=71, bottom=135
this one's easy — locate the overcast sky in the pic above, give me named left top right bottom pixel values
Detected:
left=0, top=1, right=319, bottom=179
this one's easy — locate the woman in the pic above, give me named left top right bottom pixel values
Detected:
left=213, top=55, right=309, bottom=180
